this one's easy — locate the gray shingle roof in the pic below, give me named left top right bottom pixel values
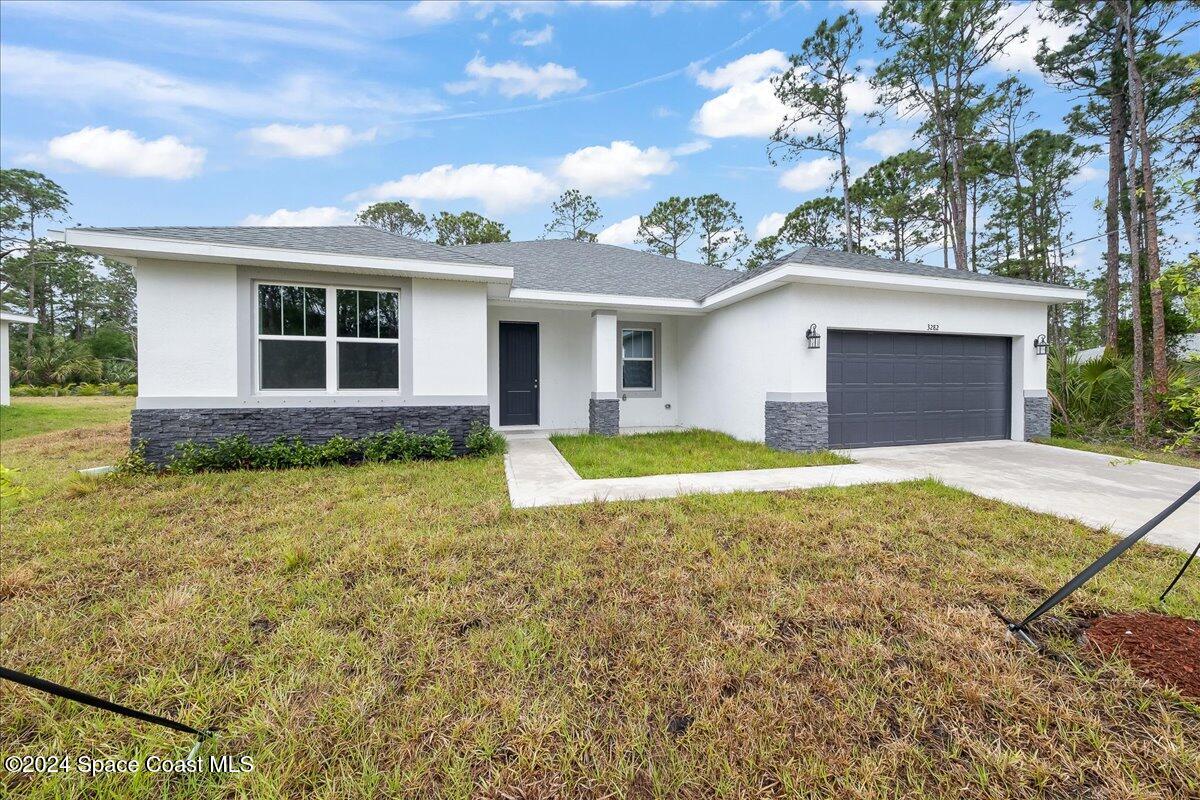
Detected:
left=704, top=246, right=1073, bottom=298
left=456, top=239, right=736, bottom=299
left=76, top=226, right=496, bottom=266
left=77, top=227, right=1075, bottom=300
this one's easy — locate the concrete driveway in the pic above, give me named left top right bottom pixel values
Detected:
left=850, top=440, right=1199, bottom=552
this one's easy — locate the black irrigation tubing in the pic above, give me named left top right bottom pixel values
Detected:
left=0, top=666, right=216, bottom=741
left=992, top=479, right=1200, bottom=648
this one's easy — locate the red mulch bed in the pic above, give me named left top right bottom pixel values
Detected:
left=1087, top=612, right=1200, bottom=699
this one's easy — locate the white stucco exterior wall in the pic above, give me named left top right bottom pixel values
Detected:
left=676, top=286, right=805, bottom=441
left=409, top=278, right=488, bottom=397
left=1, top=321, right=12, bottom=406
left=136, top=259, right=239, bottom=398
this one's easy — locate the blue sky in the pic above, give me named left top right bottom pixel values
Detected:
left=1, top=0, right=1186, bottom=272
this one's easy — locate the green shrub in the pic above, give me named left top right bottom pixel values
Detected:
left=466, top=421, right=507, bottom=457
left=112, top=441, right=155, bottom=476
left=8, top=382, right=136, bottom=397
left=421, top=429, right=455, bottom=460
left=159, top=425, right=467, bottom=473
left=1, top=465, right=32, bottom=504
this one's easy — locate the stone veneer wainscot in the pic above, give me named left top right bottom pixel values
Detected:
left=132, top=405, right=489, bottom=465
left=764, top=400, right=829, bottom=452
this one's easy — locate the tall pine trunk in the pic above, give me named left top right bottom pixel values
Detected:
left=1123, top=3, right=1169, bottom=396
left=1118, top=1, right=1146, bottom=439
left=1104, top=42, right=1125, bottom=353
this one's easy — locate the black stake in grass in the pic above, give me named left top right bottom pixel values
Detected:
left=992, top=480, right=1200, bottom=649
left=0, top=666, right=216, bottom=757
left=1159, top=538, right=1199, bottom=604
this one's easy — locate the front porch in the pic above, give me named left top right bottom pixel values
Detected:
left=486, top=305, right=682, bottom=436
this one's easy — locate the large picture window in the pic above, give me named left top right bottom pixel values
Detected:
left=256, top=283, right=400, bottom=392
left=258, top=284, right=327, bottom=389
left=336, top=289, right=399, bottom=389
left=621, top=328, right=654, bottom=390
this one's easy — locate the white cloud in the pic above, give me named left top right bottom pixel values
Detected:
left=245, top=124, right=376, bottom=158
left=405, top=0, right=463, bottom=24
left=597, top=215, right=642, bottom=245
left=693, top=79, right=797, bottom=138
left=557, top=140, right=676, bottom=196
left=690, top=49, right=800, bottom=139
left=843, top=78, right=877, bottom=115
left=839, top=0, right=885, bottom=13
left=445, top=56, right=586, bottom=99
left=993, top=4, right=1081, bottom=74
left=672, top=139, right=711, bottom=156
left=512, top=24, right=554, bottom=46
left=241, top=206, right=356, bottom=226
left=779, top=156, right=839, bottom=192
left=0, top=45, right=441, bottom=121
left=694, top=49, right=788, bottom=90
left=861, top=127, right=913, bottom=157
left=46, top=126, right=205, bottom=179
left=351, top=163, right=557, bottom=213
left=754, top=211, right=786, bottom=240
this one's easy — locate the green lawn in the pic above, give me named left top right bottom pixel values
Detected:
left=2, top=415, right=1197, bottom=798
left=1, top=396, right=134, bottom=441
left=1033, top=435, right=1200, bottom=469
left=549, top=428, right=852, bottom=478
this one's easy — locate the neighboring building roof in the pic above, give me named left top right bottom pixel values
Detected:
left=456, top=239, right=735, bottom=300
left=73, top=226, right=496, bottom=266
left=0, top=310, right=38, bottom=324
left=705, top=246, right=1073, bottom=298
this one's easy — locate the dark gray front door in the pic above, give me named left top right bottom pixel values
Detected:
left=499, top=322, right=539, bottom=426
left=827, top=331, right=1010, bottom=448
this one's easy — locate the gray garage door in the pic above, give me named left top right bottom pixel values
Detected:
left=827, top=331, right=1011, bottom=448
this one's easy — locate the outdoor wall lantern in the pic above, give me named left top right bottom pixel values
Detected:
left=806, top=324, right=822, bottom=350
left=1033, top=334, right=1049, bottom=356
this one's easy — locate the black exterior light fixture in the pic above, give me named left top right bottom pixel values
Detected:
left=1033, top=334, right=1049, bottom=356
left=806, top=324, right=822, bottom=350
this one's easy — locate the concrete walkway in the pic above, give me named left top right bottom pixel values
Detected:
left=504, top=436, right=1198, bottom=552
left=503, top=436, right=910, bottom=509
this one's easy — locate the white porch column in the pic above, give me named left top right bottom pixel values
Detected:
left=589, top=310, right=619, bottom=434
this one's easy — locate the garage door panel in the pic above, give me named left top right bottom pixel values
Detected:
left=828, top=331, right=1011, bottom=448
left=843, top=359, right=869, bottom=384
left=868, top=360, right=894, bottom=384
left=893, top=361, right=918, bottom=384
left=838, top=331, right=869, bottom=354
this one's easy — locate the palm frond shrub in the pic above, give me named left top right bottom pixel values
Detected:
left=1046, top=347, right=1131, bottom=437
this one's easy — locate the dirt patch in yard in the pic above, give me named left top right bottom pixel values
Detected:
left=1087, top=612, right=1200, bottom=698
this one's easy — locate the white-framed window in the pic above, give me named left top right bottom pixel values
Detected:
left=621, top=327, right=654, bottom=390
left=256, top=282, right=400, bottom=392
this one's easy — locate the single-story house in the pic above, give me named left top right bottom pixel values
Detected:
left=1, top=309, right=38, bottom=406
left=59, top=226, right=1084, bottom=463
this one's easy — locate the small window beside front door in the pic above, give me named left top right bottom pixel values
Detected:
left=621, top=328, right=654, bottom=390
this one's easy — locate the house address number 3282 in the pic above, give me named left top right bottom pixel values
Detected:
left=927, top=324, right=940, bottom=331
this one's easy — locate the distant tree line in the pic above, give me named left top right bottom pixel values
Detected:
left=1, top=168, right=137, bottom=385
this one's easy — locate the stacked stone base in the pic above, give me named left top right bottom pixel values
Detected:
left=1024, top=395, right=1051, bottom=439
left=132, top=405, right=489, bottom=465
left=764, top=400, right=829, bottom=452
left=588, top=398, right=619, bottom=436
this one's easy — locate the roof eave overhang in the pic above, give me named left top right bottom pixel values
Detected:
left=496, top=288, right=704, bottom=315
left=59, top=230, right=514, bottom=284
left=700, top=262, right=1088, bottom=309
left=0, top=311, right=38, bottom=324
